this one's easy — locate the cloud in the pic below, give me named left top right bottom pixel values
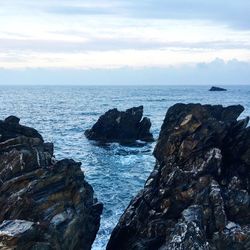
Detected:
left=46, top=6, right=113, bottom=15
left=0, top=59, right=249, bottom=85
left=115, top=0, right=250, bottom=30
left=41, top=0, right=250, bottom=30
left=1, top=47, right=250, bottom=69
left=1, top=37, right=250, bottom=53
left=1, top=1, right=249, bottom=29
left=0, top=1, right=249, bottom=72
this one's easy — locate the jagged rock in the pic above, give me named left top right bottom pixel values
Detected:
left=209, top=86, right=227, bottom=91
left=0, top=117, right=103, bottom=250
left=85, top=106, right=154, bottom=143
left=107, top=103, right=250, bottom=250
left=0, top=116, right=43, bottom=142
left=159, top=205, right=210, bottom=250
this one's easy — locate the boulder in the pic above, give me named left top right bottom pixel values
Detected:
left=85, top=106, right=154, bottom=143
left=0, top=117, right=103, bottom=250
left=209, top=86, right=227, bottom=91
left=107, top=103, right=250, bottom=250
left=0, top=115, right=43, bottom=142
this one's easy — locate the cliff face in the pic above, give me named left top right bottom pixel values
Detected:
left=107, top=103, right=250, bottom=250
left=0, top=116, right=103, bottom=250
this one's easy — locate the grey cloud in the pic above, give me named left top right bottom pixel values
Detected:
left=121, top=0, right=250, bottom=30
left=45, top=0, right=250, bottom=30
left=46, top=6, right=114, bottom=15
left=3, top=1, right=249, bottom=30
left=0, top=59, right=249, bottom=85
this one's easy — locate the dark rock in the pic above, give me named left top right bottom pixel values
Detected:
left=0, top=117, right=102, bottom=250
left=209, top=86, right=227, bottom=91
left=0, top=220, right=39, bottom=249
left=107, top=103, right=250, bottom=250
left=85, top=106, right=154, bottom=143
left=161, top=205, right=210, bottom=250
left=0, top=116, right=43, bottom=142
left=4, top=116, right=20, bottom=125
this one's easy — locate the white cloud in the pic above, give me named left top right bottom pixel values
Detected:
left=1, top=48, right=250, bottom=69
left=0, top=0, right=249, bottom=80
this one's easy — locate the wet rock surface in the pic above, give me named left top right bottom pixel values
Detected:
left=107, top=103, right=250, bottom=250
left=209, top=86, right=227, bottom=91
left=85, top=106, right=154, bottom=143
left=0, top=116, right=103, bottom=250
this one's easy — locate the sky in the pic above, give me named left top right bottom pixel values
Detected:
left=0, top=0, right=250, bottom=85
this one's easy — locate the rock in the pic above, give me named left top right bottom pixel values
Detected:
left=107, top=103, right=250, bottom=250
left=0, top=220, right=38, bottom=249
left=85, top=106, right=154, bottom=143
left=0, top=116, right=43, bottom=142
left=209, top=86, right=227, bottom=91
left=159, top=205, right=210, bottom=250
left=0, top=117, right=103, bottom=250
left=4, top=116, right=20, bottom=125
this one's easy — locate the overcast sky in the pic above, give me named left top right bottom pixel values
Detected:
left=0, top=0, right=250, bottom=84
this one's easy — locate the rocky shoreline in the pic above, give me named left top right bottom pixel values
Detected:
left=107, top=103, right=250, bottom=250
left=0, top=116, right=102, bottom=250
left=1, top=103, right=249, bottom=250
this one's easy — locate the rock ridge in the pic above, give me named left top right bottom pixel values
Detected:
left=107, top=103, right=250, bottom=250
left=0, top=116, right=103, bottom=250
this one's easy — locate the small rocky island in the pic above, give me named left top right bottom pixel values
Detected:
left=209, top=86, right=227, bottom=91
left=85, top=106, right=154, bottom=143
left=0, top=116, right=102, bottom=249
left=107, top=103, right=250, bottom=250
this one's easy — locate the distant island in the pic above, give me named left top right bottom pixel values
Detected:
left=209, top=86, right=227, bottom=91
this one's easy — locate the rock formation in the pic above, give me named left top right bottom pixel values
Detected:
left=107, top=103, right=250, bottom=250
left=0, top=116, right=103, bottom=250
left=209, top=86, right=227, bottom=91
left=85, top=106, right=154, bottom=143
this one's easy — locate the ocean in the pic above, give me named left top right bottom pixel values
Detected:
left=0, top=85, right=249, bottom=249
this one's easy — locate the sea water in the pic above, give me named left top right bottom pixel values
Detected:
left=0, top=85, right=249, bottom=249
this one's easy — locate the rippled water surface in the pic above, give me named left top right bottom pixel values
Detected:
left=0, top=85, right=249, bottom=249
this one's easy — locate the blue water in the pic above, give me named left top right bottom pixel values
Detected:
left=0, top=85, right=249, bottom=249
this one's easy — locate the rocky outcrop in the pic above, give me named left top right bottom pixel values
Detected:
left=0, top=116, right=103, bottom=250
left=85, top=106, right=154, bottom=143
left=107, top=103, right=250, bottom=250
left=209, top=86, right=227, bottom=91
